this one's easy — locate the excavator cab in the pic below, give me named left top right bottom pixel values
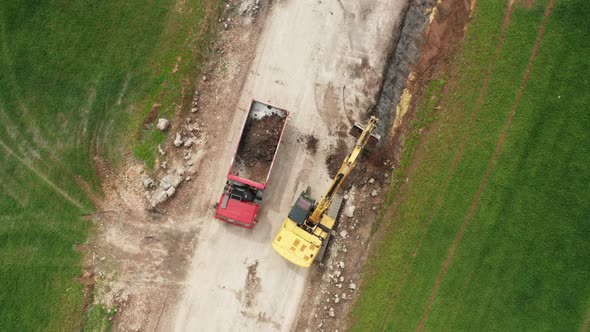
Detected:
left=287, top=193, right=315, bottom=226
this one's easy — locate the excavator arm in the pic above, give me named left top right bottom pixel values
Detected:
left=307, top=116, right=379, bottom=225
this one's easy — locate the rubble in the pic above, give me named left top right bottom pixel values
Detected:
left=328, top=307, right=335, bottom=317
left=157, top=118, right=170, bottom=131
left=183, top=138, right=193, bottom=148
left=147, top=165, right=186, bottom=208
left=174, top=133, right=184, bottom=147
left=371, top=189, right=378, bottom=197
left=142, top=176, right=155, bottom=190
left=345, top=205, right=355, bottom=218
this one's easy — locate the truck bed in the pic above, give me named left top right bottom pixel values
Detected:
left=230, top=101, right=288, bottom=184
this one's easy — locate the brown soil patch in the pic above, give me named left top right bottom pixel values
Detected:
left=416, top=1, right=554, bottom=330
left=325, top=139, right=348, bottom=179
left=232, top=113, right=286, bottom=183
left=305, top=134, right=319, bottom=155
left=242, top=260, right=262, bottom=308
left=144, top=103, right=162, bottom=126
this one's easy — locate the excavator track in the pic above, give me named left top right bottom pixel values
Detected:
left=316, top=194, right=344, bottom=262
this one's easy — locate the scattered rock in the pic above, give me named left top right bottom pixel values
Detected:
left=369, top=178, right=375, bottom=184
left=142, top=176, right=156, bottom=189
left=174, top=133, right=184, bottom=147
left=165, top=186, right=176, bottom=198
left=191, top=107, right=198, bottom=113
left=157, top=118, right=170, bottom=131
left=339, top=261, right=345, bottom=269
left=158, top=144, right=165, bottom=156
left=342, top=293, right=347, bottom=300
left=345, top=205, right=355, bottom=218
left=150, top=190, right=168, bottom=208
left=339, top=230, right=348, bottom=238
left=334, top=270, right=341, bottom=278
left=349, top=283, right=357, bottom=290
left=328, top=307, right=335, bottom=317
left=371, top=189, right=378, bottom=197
left=185, top=176, right=192, bottom=182
left=183, top=138, right=193, bottom=148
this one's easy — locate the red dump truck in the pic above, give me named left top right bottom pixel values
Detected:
left=214, top=100, right=289, bottom=228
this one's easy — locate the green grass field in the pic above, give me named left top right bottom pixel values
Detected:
left=0, top=1, right=217, bottom=330
left=350, top=0, right=590, bottom=330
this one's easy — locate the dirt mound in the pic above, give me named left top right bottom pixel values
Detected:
left=236, top=114, right=285, bottom=165
left=325, top=139, right=348, bottom=178
left=298, top=134, right=319, bottom=155
left=232, top=113, right=286, bottom=183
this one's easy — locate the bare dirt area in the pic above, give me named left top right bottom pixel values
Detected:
left=88, top=0, right=412, bottom=331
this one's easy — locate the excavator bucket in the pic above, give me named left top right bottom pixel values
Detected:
left=349, top=122, right=381, bottom=146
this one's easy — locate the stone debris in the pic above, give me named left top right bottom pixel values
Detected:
left=142, top=176, right=155, bottom=190
left=349, top=283, right=357, bottom=290
left=174, top=133, right=184, bottom=147
left=158, top=144, right=165, bottom=156
left=157, top=118, right=170, bottom=131
left=345, top=205, right=355, bottom=218
left=328, top=307, right=335, bottom=317
left=339, top=230, right=348, bottom=238
left=368, top=178, right=375, bottom=184
left=239, top=0, right=259, bottom=15
left=183, top=138, right=193, bottom=148
left=371, top=189, right=378, bottom=197
left=147, top=165, right=185, bottom=208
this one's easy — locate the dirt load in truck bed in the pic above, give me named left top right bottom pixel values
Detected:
left=231, top=113, right=286, bottom=183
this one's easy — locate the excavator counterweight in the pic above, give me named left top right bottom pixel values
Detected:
left=272, top=116, right=379, bottom=267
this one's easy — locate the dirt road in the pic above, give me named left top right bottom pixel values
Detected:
left=160, top=0, right=407, bottom=330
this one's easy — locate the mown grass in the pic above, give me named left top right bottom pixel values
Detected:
left=0, top=0, right=218, bottom=330
left=350, top=0, right=590, bottom=330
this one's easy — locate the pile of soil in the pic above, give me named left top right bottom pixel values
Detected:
left=298, top=134, right=319, bottom=155
left=325, top=139, right=348, bottom=178
left=305, top=135, right=319, bottom=155
left=234, top=113, right=285, bottom=176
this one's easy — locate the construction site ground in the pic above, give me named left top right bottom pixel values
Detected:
left=88, top=0, right=410, bottom=331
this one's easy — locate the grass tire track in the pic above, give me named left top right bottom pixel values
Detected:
left=376, top=2, right=516, bottom=330
left=415, top=1, right=555, bottom=330
left=0, top=138, right=84, bottom=209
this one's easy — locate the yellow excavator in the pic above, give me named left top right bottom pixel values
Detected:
left=272, top=116, right=380, bottom=267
